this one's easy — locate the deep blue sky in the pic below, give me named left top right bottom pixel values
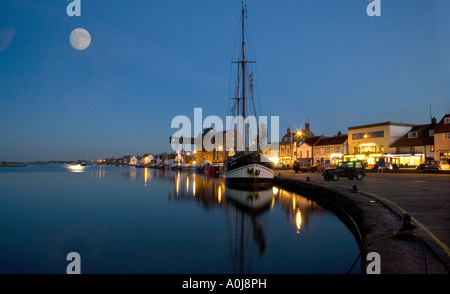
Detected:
left=1, top=0, right=449, bottom=161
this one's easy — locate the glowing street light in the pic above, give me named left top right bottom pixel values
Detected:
left=291, top=129, right=303, bottom=166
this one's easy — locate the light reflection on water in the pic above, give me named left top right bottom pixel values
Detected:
left=64, top=164, right=87, bottom=173
left=0, top=165, right=361, bottom=274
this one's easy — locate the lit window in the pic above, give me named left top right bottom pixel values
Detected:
left=352, top=133, right=364, bottom=140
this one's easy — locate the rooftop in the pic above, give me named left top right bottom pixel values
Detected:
left=348, top=121, right=415, bottom=131
left=391, top=124, right=435, bottom=147
left=433, top=114, right=450, bottom=134
left=315, top=135, right=348, bottom=146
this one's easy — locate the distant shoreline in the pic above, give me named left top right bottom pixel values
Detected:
left=0, top=161, right=71, bottom=167
left=0, top=164, right=27, bottom=168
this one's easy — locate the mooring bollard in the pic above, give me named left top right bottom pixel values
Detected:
left=400, top=213, right=416, bottom=231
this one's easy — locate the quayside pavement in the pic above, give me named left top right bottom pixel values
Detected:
left=274, top=169, right=450, bottom=274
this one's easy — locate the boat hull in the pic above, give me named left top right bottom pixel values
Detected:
left=225, top=153, right=274, bottom=189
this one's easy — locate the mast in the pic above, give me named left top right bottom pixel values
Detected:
left=241, top=2, right=246, bottom=120
left=232, top=2, right=255, bottom=153
left=236, top=61, right=240, bottom=117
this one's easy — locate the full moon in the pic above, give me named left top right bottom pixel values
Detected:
left=70, top=28, right=91, bottom=50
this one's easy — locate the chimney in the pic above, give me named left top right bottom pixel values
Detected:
left=287, top=127, right=291, bottom=134
left=431, top=117, right=437, bottom=125
left=305, top=122, right=310, bottom=131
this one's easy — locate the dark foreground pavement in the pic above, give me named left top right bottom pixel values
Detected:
left=274, top=169, right=450, bottom=274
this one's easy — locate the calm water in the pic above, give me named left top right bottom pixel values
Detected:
left=0, top=165, right=361, bottom=274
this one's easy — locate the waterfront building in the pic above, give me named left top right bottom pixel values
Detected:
left=129, top=156, right=138, bottom=166
left=279, top=128, right=297, bottom=167
left=279, top=123, right=315, bottom=167
left=433, top=114, right=450, bottom=161
left=391, top=118, right=436, bottom=165
left=195, top=147, right=227, bottom=164
left=312, top=133, right=348, bottom=165
left=122, top=155, right=132, bottom=165
left=295, top=136, right=323, bottom=165
left=346, top=121, right=415, bottom=168
left=194, top=128, right=239, bottom=165
left=139, top=154, right=154, bottom=165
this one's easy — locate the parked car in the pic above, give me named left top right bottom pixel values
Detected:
left=323, top=160, right=366, bottom=181
left=377, top=162, right=394, bottom=171
left=293, top=161, right=316, bottom=173
left=312, top=164, right=328, bottom=173
left=416, top=162, right=427, bottom=171
left=392, top=163, right=399, bottom=171
left=424, top=160, right=450, bottom=172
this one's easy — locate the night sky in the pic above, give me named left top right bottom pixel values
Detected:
left=1, top=0, right=449, bottom=161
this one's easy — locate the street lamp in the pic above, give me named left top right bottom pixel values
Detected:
left=291, top=130, right=302, bottom=166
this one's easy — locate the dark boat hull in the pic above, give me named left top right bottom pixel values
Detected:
left=225, top=152, right=274, bottom=189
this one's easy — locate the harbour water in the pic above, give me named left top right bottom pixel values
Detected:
left=0, top=165, right=361, bottom=274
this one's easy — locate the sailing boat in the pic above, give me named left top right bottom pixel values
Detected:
left=225, top=3, right=275, bottom=189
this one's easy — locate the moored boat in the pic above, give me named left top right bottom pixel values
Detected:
left=225, top=152, right=274, bottom=188
left=224, top=3, right=274, bottom=189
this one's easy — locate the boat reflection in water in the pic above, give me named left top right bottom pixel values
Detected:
left=168, top=170, right=273, bottom=273
left=224, top=185, right=274, bottom=273
left=225, top=186, right=273, bottom=212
